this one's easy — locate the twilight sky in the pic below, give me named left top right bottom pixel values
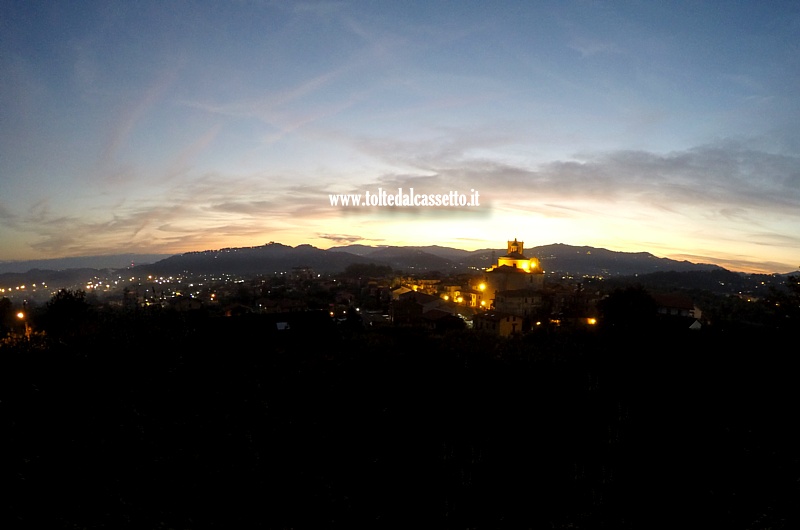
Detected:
left=2, top=1, right=799, bottom=273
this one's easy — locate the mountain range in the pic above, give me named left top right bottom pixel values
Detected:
left=3, top=242, right=793, bottom=302
left=2, top=242, right=726, bottom=280
left=0, top=253, right=171, bottom=274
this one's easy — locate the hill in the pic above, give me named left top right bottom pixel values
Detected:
left=331, top=242, right=724, bottom=276
left=0, top=242, right=757, bottom=299
left=0, top=253, right=171, bottom=274
left=142, top=243, right=374, bottom=276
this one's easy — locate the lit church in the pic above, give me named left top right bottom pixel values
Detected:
left=483, top=238, right=544, bottom=302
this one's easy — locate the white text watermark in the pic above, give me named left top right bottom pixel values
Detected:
left=329, top=188, right=480, bottom=208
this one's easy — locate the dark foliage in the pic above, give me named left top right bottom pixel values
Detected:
left=766, top=274, right=800, bottom=328
left=37, top=289, right=96, bottom=343
left=2, top=297, right=799, bottom=528
left=596, top=285, right=658, bottom=330
left=0, top=297, right=15, bottom=335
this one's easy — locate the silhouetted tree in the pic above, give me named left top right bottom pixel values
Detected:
left=597, top=285, right=657, bottom=330
left=40, top=289, right=94, bottom=343
left=766, top=273, right=800, bottom=328
left=0, top=297, right=14, bottom=335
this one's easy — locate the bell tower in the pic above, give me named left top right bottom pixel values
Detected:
left=507, top=238, right=523, bottom=255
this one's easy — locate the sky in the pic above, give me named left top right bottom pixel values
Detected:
left=1, top=1, right=799, bottom=273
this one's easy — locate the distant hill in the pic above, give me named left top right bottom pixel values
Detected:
left=0, top=243, right=752, bottom=298
left=0, top=254, right=171, bottom=274
left=329, top=244, right=473, bottom=262
left=141, top=243, right=375, bottom=276
left=0, top=268, right=109, bottom=289
left=330, top=242, right=724, bottom=276
left=351, top=247, right=459, bottom=272
left=599, top=268, right=785, bottom=296
left=527, top=243, right=723, bottom=276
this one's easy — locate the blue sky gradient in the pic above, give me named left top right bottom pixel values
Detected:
left=2, top=1, right=799, bottom=272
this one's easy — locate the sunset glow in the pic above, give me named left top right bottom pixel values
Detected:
left=1, top=2, right=798, bottom=273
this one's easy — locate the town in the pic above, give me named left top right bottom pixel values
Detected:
left=3, top=238, right=794, bottom=345
left=2, top=239, right=798, bottom=528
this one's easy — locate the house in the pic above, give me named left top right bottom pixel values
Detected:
left=651, top=293, right=701, bottom=319
left=169, top=296, right=204, bottom=312
left=390, top=291, right=451, bottom=326
left=649, top=293, right=704, bottom=331
left=494, top=288, right=546, bottom=318
left=421, top=308, right=465, bottom=332
left=473, top=310, right=522, bottom=337
left=391, top=286, right=413, bottom=300
left=459, top=288, right=486, bottom=308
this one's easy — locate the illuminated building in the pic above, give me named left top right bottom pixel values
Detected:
left=483, top=239, right=545, bottom=307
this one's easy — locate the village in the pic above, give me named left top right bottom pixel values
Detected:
left=101, top=238, right=703, bottom=338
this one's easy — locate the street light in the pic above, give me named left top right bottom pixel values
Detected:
left=16, top=311, right=30, bottom=339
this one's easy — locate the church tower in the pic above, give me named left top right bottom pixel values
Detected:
left=488, top=238, right=540, bottom=273
left=483, top=237, right=544, bottom=305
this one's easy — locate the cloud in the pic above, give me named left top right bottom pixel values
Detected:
left=745, top=232, right=800, bottom=248
left=317, top=233, right=365, bottom=244
left=292, top=1, right=347, bottom=16
left=568, top=37, right=622, bottom=58
left=0, top=202, right=17, bottom=223
left=10, top=120, right=799, bottom=270
left=207, top=200, right=279, bottom=216
left=351, top=133, right=800, bottom=215
left=164, top=124, right=223, bottom=180
left=669, top=252, right=797, bottom=275
left=179, top=65, right=365, bottom=149
left=94, top=69, right=178, bottom=183
left=13, top=168, right=351, bottom=257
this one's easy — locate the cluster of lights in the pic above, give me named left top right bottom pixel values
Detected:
left=2, top=283, right=43, bottom=291
left=86, top=281, right=105, bottom=290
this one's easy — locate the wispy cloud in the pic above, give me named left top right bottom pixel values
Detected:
left=317, top=233, right=366, bottom=244
left=164, top=124, right=223, bottom=180
left=0, top=202, right=18, bottom=223
left=94, top=70, right=178, bottom=184
left=568, top=37, right=622, bottom=58
left=350, top=133, right=800, bottom=214
left=669, top=252, right=798, bottom=275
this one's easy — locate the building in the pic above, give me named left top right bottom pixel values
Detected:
left=473, top=310, right=522, bottom=337
left=390, top=290, right=451, bottom=326
left=421, top=308, right=466, bottom=332
left=494, top=288, right=546, bottom=318
left=651, top=293, right=701, bottom=319
left=459, top=288, right=487, bottom=309
left=483, top=239, right=545, bottom=307
left=651, top=292, right=703, bottom=331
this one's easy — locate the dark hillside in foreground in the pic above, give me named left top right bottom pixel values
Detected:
left=2, top=313, right=798, bottom=528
